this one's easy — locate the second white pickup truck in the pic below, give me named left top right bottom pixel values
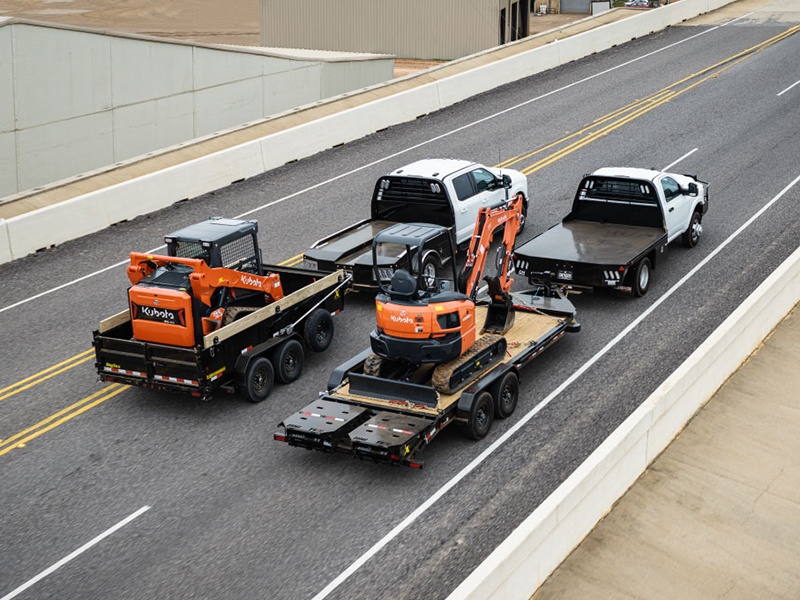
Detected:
left=302, top=158, right=528, bottom=288
left=513, top=167, right=709, bottom=297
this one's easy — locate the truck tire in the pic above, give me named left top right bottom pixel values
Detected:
left=421, top=254, right=441, bottom=291
left=461, top=391, right=495, bottom=440
left=681, top=211, right=702, bottom=248
left=244, top=357, right=274, bottom=403
left=491, top=371, right=519, bottom=419
left=633, top=257, right=651, bottom=297
left=518, top=198, right=528, bottom=233
left=275, top=339, right=304, bottom=384
left=303, top=309, right=334, bottom=353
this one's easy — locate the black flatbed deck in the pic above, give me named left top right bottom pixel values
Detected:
left=516, top=221, right=666, bottom=265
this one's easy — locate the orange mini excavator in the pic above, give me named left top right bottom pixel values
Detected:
left=367, top=192, right=524, bottom=394
left=126, top=217, right=284, bottom=348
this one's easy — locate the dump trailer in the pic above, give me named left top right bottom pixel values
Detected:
left=93, top=217, right=350, bottom=402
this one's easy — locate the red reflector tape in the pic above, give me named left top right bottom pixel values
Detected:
left=300, top=410, right=345, bottom=422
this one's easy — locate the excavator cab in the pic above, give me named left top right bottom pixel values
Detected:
left=370, top=223, right=474, bottom=366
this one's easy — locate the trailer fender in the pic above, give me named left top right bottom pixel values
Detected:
left=455, top=365, right=509, bottom=421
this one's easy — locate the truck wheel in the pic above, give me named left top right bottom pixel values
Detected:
left=275, top=339, right=304, bottom=384
left=491, top=372, right=519, bottom=419
left=421, top=254, right=441, bottom=291
left=518, top=199, right=528, bottom=233
left=304, top=309, right=334, bottom=353
left=634, top=257, right=651, bottom=297
left=461, top=391, right=495, bottom=440
left=681, top=212, right=702, bottom=248
left=244, top=357, right=274, bottom=403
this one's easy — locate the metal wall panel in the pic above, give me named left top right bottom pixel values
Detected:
left=261, top=0, right=500, bottom=60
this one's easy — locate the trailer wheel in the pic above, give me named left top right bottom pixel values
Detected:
left=275, top=339, right=304, bottom=384
left=461, top=391, right=495, bottom=440
left=491, top=372, right=519, bottom=419
left=633, top=257, right=651, bottom=297
left=244, top=357, right=274, bottom=403
left=304, top=309, right=334, bottom=352
left=681, top=211, right=702, bottom=248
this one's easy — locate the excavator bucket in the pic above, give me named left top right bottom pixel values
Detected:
left=482, top=276, right=515, bottom=334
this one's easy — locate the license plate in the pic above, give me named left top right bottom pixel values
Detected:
left=303, top=258, right=318, bottom=270
left=557, top=270, right=573, bottom=281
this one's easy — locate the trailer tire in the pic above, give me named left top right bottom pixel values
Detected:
left=461, top=391, right=494, bottom=440
left=633, top=257, right=651, bottom=297
left=491, top=372, right=519, bottom=419
left=681, top=211, right=702, bottom=248
left=304, top=309, right=334, bottom=353
left=275, top=339, right=304, bottom=384
left=244, top=357, right=274, bottom=403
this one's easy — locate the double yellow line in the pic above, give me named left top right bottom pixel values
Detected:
left=0, top=384, right=128, bottom=458
left=2, top=26, right=797, bottom=459
left=498, top=25, right=800, bottom=175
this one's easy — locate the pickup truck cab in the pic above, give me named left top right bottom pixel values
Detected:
left=303, top=158, right=528, bottom=288
left=513, top=167, right=709, bottom=296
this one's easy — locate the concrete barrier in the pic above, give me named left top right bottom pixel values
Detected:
left=447, top=245, right=800, bottom=600
left=0, top=0, right=739, bottom=264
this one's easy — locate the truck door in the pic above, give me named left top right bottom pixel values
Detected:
left=451, top=168, right=507, bottom=244
left=661, top=176, right=692, bottom=241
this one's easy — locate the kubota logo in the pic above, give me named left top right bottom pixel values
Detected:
left=142, top=306, right=175, bottom=320
left=390, top=315, right=414, bottom=324
left=240, top=275, right=263, bottom=288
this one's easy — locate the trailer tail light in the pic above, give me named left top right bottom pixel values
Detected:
left=274, top=433, right=286, bottom=442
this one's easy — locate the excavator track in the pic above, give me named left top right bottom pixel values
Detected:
left=431, top=333, right=507, bottom=395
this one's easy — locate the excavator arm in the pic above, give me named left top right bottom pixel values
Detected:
left=459, top=192, right=524, bottom=301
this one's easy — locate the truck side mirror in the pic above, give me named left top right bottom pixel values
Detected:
left=687, top=182, right=698, bottom=196
left=502, top=174, right=512, bottom=189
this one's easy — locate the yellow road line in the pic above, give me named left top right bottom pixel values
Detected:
left=0, top=384, right=128, bottom=457
left=0, top=350, right=96, bottom=402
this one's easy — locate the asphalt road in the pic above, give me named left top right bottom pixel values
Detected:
left=1, top=2, right=799, bottom=599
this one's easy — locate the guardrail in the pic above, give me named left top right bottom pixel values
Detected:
left=0, top=0, right=737, bottom=265
left=447, top=245, right=800, bottom=600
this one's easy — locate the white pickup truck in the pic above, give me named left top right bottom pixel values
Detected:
left=513, top=167, right=709, bottom=296
left=302, top=158, right=528, bottom=288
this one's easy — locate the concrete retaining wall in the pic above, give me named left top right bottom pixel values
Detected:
left=0, top=0, right=737, bottom=264
left=447, top=245, right=800, bottom=600
left=0, top=20, right=393, bottom=201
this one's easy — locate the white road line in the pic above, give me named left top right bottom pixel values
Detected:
left=1, top=19, right=737, bottom=315
left=777, top=79, right=800, bottom=96
left=0, top=506, right=151, bottom=600
left=662, top=148, right=698, bottom=171
left=311, top=172, right=800, bottom=600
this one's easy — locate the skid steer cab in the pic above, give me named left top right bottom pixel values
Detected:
left=126, top=217, right=280, bottom=347
left=94, top=217, right=350, bottom=403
